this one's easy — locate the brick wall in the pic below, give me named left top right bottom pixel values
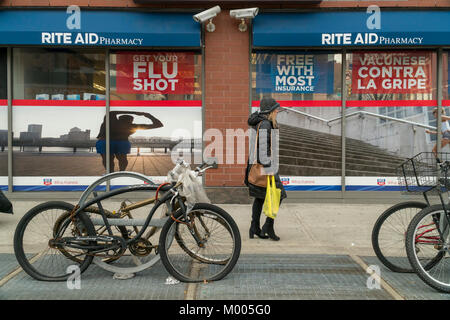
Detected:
left=204, top=11, right=250, bottom=188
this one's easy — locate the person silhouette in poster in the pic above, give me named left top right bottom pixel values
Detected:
left=96, top=111, right=163, bottom=172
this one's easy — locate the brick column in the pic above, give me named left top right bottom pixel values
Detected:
left=203, top=11, right=251, bottom=202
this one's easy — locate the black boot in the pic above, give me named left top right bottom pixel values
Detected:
left=249, top=222, right=268, bottom=239
left=249, top=199, right=268, bottom=239
left=261, top=217, right=280, bottom=241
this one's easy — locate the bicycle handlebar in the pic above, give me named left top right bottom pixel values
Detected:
left=195, top=162, right=216, bottom=174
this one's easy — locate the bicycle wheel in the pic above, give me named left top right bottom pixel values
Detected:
left=406, top=204, right=450, bottom=293
left=158, top=203, right=241, bottom=283
left=14, top=201, right=95, bottom=281
left=372, top=201, right=427, bottom=273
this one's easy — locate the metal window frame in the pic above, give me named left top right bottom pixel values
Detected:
left=105, top=48, right=111, bottom=191
left=437, top=48, right=443, bottom=155
left=341, top=49, right=347, bottom=198
left=7, top=47, right=12, bottom=192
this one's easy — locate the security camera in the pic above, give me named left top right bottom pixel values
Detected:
left=229, top=8, right=258, bottom=32
left=229, top=7, right=259, bottom=19
left=193, top=6, right=221, bottom=23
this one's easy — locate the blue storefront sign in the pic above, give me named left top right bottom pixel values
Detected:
left=253, top=11, right=450, bottom=47
left=255, top=52, right=334, bottom=94
left=0, top=10, right=200, bottom=47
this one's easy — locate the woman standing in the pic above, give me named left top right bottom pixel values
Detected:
left=425, top=108, right=450, bottom=156
left=244, top=97, right=287, bottom=241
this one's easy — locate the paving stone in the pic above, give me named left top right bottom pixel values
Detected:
left=362, top=256, right=450, bottom=300
left=0, top=254, right=22, bottom=280
left=3, top=253, right=448, bottom=300
left=0, top=255, right=187, bottom=300
left=196, top=254, right=393, bottom=300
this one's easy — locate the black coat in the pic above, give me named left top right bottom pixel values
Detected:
left=0, top=190, right=12, bottom=214
left=244, top=112, right=287, bottom=200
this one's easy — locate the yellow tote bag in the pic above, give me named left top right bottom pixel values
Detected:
left=263, top=175, right=281, bottom=219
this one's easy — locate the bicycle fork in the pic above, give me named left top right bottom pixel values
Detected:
left=174, top=197, right=206, bottom=248
left=434, top=192, right=450, bottom=248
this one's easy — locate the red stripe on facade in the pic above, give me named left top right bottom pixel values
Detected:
left=0, top=99, right=7, bottom=106
left=252, top=100, right=437, bottom=108
left=252, top=100, right=342, bottom=107
left=12, top=99, right=106, bottom=106
left=10, top=100, right=202, bottom=107
left=110, top=100, right=202, bottom=107
left=346, top=100, right=438, bottom=107
left=443, top=100, right=450, bottom=107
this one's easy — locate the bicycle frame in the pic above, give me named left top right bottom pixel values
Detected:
left=415, top=222, right=442, bottom=245
left=55, top=160, right=216, bottom=257
left=56, top=184, right=175, bottom=245
left=420, top=185, right=450, bottom=245
left=56, top=182, right=208, bottom=250
left=405, top=156, right=450, bottom=246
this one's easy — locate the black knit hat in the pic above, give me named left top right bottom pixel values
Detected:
left=259, top=97, right=280, bottom=114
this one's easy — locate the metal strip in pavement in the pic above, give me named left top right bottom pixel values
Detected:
left=349, top=254, right=405, bottom=300
left=0, top=266, right=23, bottom=288
left=0, top=252, right=42, bottom=288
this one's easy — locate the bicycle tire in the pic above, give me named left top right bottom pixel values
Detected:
left=406, top=204, right=450, bottom=293
left=158, top=203, right=241, bottom=283
left=372, top=201, right=427, bottom=273
left=14, top=201, right=95, bottom=282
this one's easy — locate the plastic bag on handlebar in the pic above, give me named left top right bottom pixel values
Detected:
left=179, top=169, right=211, bottom=208
left=167, top=163, right=211, bottom=209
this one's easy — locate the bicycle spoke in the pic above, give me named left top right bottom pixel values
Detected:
left=14, top=202, right=94, bottom=281
left=373, top=204, right=425, bottom=272
left=406, top=205, right=450, bottom=292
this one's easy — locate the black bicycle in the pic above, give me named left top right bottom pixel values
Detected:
left=371, top=152, right=450, bottom=273
left=14, top=161, right=241, bottom=283
left=403, top=153, right=450, bottom=293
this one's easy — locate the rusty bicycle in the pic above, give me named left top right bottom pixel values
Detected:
left=13, top=160, right=241, bottom=283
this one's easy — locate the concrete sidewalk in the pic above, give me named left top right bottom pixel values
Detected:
left=0, top=200, right=389, bottom=256
left=0, top=200, right=391, bottom=255
left=1, top=199, right=449, bottom=300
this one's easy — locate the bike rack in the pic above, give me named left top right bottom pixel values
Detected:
left=77, top=171, right=169, bottom=278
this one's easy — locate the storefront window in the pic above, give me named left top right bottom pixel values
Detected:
left=438, top=51, right=450, bottom=144
left=108, top=51, right=202, bottom=184
left=0, top=48, right=7, bottom=188
left=345, top=50, right=437, bottom=190
left=110, top=51, right=201, bottom=101
left=12, top=48, right=106, bottom=191
left=252, top=52, right=343, bottom=191
left=348, top=51, right=436, bottom=102
left=252, top=51, right=341, bottom=101
left=13, top=48, right=105, bottom=100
